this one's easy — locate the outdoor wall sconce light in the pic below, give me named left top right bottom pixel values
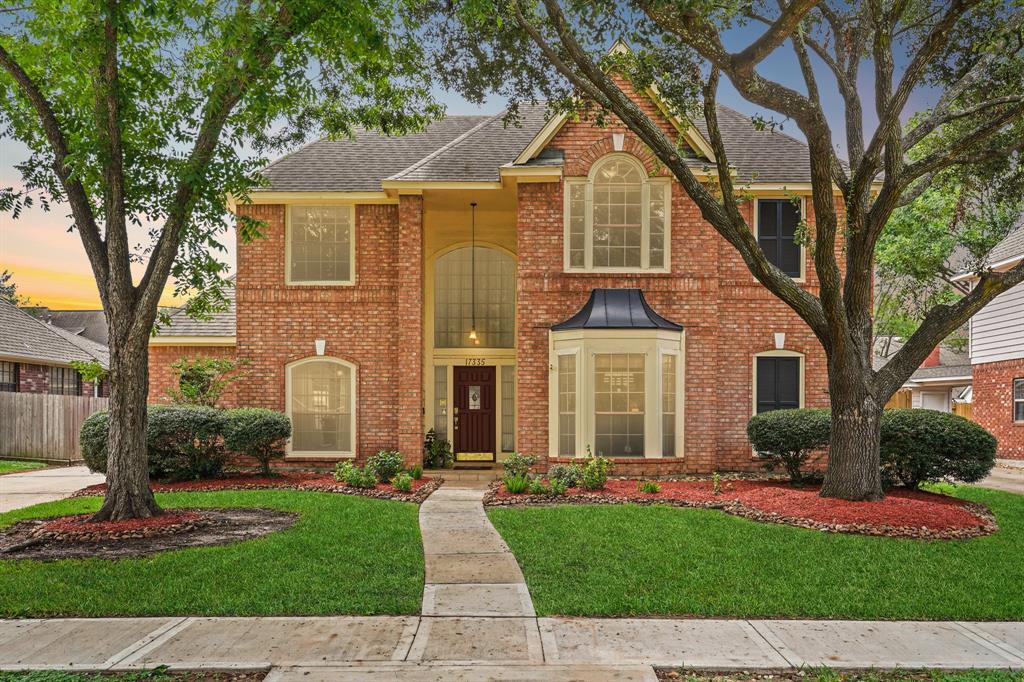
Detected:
left=774, top=332, right=786, bottom=350
left=314, top=339, right=326, bottom=356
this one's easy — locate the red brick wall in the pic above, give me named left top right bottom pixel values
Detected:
left=972, top=358, right=1024, bottom=459
left=233, top=201, right=411, bottom=465
left=147, top=345, right=238, bottom=405
left=397, top=195, right=425, bottom=462
left=515, top=81, right=833, bottom=474
left=17, top=363, right=48, bottom=393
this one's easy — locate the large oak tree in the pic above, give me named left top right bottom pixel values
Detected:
left=423, top=0, right=1024, bottom=500
left=0, top=0, right=439, bottom=519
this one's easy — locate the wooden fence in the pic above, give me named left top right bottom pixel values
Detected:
left=0, top=393, right=109, bottom=463
left=953, top=401, right=973, bottom=420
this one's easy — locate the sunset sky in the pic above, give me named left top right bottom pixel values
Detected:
left=0, top=25, right=936, bottom=311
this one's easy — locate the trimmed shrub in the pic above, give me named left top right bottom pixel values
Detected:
left=504, top=473, right=529, bottom=494
left=581, top=455, right=613, bottom=490
left=880, top=409, right=996, bottom=488
left=223, top=408, right=291, bottom=476
left=79, top=405, right=228, bottom=481
left=392, top=472, right=413, bottom=492
left=335, top=461, right=378, bottom=488
left=548, top=463, right=584, bottom=488
left=502, top=452, right=537, bottom=478
left=747, top=408, right=831, bottom=485
left=367, top=450, right=403, bottom=483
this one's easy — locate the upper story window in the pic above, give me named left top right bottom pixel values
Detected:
left=48, top=366, right=80, bottom=396
left=0, top=361, right=18, bottom=392
left=756, top=199, right=803, bottom=279
left=287, top=205, right=355, bottom=285
left=434, top=246, right=516, bottom=349
left=565, top=154, right=670, bottom=272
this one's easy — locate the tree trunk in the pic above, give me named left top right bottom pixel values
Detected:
left=91, top=323, right=162, bottom=521
left=819, top=357, right=885, bottom=501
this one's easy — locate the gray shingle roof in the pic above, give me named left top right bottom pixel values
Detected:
left=254, top=101, right=824, bottom=192
left=257, top=116, right=490, bottom=192
left=41, top=309, right=108, bottom=345
left=0, top=301, right=109, bottom=368
left=986, top=214, right=1024, bottom=265
left=389, top=104, right=551, bottom=183
left=156, top=285, right=236, bottom=338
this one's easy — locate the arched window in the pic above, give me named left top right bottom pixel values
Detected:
left=564, top=154, right=670, bottom=272
left=434, top=246, right=516, bottom=348
left=286, top=357, right=356, bottom=456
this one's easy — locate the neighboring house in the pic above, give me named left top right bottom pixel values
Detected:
left=964, top=217, right=1024, bottom=459
left=148, top=284, right=237, bottom=405
left=29, top=308, right=108, bottom=345
left=148, top=77, right=843, bottom=475
left=0, top=300, right=110, bottom=397
left=877, top=339, right=972, bottom=413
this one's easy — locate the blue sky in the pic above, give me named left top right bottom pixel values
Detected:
left=0, top=19, right=936, bottom=308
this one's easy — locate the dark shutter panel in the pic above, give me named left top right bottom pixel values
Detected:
left=757, top=200, right=778, bottom=262
left=756, top=357, right=801, bottom=413
left=778, top=201, right=802, bottom=277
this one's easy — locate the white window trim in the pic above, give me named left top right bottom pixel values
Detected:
left=285, top=356, right=358, bottom=458
left=549, top=329, right=684, bottom=459
left=1014, top=378, right=1024, bottom=423
left=753, top=197, right=806, bottom=283
left=751, top=349, right=806, bottom=417
left=563, top=153, right=672, bottom=274
left=285, top=204, right=357, bottom=286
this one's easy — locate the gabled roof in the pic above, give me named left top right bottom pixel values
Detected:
left=552, top=289, right=683, bottom=331
left=40, top=309, right=107, bottom=345
left=0, top=301, right=109, bottom=368
left=985, top=214, right=1024, bottom=266
left=155, top=284, right=236, bottom=338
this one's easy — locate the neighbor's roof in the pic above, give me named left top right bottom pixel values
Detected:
left=40, top=309, right=108, bottom=345
left=155, top=284, right=236, bottom=338
left=985, top=214, right=1024, bottom=266
left=0, top=301, right=109, bottom=368
left=552, top=289, right=683, bottom=331
left=874, top=338, right=972, bottom=384
left=255, top=102, right=823, bottom=192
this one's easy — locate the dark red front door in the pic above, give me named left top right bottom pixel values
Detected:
left=453, top=366, right=496, bottom=461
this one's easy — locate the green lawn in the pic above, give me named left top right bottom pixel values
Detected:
left=0, top=460, right=47, bottom=475
left=0, top=490, right=424, bottom=617
left=487, top=485, right=1024, bottom=620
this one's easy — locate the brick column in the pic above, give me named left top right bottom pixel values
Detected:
left=397, top=194, right=425, bottom=465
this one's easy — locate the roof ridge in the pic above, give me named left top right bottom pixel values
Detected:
left=0, top=299, right=96, bottom=362
left=387, top=111, right=508, bottom=180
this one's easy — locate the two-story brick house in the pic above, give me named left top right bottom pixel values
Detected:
left=150, top=82, right=836, bottom=474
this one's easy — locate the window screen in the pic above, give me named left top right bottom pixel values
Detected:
left=756, top=356, right=800, bottom=413
left=758, top=199, right=801, bottom=277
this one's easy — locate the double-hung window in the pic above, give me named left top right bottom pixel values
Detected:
left=757, top=199, right=802, bottom=278
left=287, top=205, right=355, bottom=284
left=1014, top=378, right=1024, bottom=423
left=48, top=366, right=81, bottom=396
left=0, top=361, right=17, bottom=392
left=565, top=154, right=670, bottom=272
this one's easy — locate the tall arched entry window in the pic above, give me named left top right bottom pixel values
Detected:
left=433, top=245, right=516, bottom=349
left=286, top=357, right=357, bottom=456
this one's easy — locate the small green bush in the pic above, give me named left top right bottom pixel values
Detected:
left=80, top=405, right=228, bottom=481
left=367, top=449, right=403, bottom=483
left=504, top=473, right=529, bottom=494
left=336, top=462, right=377, bottom=488
left=502, top=452, right=537, bottom=478
left=548, top=463, right=584, bottom=488
left=410, top=464, right=423, bottom=480
left=392, top=472, right=414, bottom=492
left=880, top=409, right=996, bottom=488
left=423, top=429, right=454, bottom=469
left=527, top=475, right=549, bottom=495
left=581, top=455, right=613, bottom=490
left=638, top=480, right=661, bottom=494
left=747, top=408, right=831, bottom=485
left=223, top=408, right=291, bottom=475
left=548, top=478, right=568, bottom=496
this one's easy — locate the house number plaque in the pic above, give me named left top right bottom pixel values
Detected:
left=465, top=357, right=486, bottom=366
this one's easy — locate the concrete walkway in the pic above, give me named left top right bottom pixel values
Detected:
left=980, top=460, right=1024, bottom=495
left=0, top=465, right=104, bottom=513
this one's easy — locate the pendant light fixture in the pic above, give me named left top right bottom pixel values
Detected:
left=468, top=202, right=480, bottom=344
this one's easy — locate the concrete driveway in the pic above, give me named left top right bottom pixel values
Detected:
left=0, top=465, right=104, bottom=513
left=977, top=460, right=1024, bottom=495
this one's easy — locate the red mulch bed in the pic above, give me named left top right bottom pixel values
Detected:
left=73, top=472, right=441, bottom=504
left=36, top=509, right=209, bottom=542
left=484, top=479, right=997, bottom=540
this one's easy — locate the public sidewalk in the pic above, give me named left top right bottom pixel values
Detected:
left=0, top=465, right=104, bottom=513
